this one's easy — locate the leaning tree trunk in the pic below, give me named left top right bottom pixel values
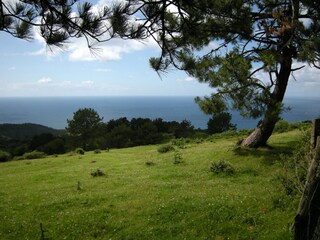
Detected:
left=241, top=47, right=293, bottom=148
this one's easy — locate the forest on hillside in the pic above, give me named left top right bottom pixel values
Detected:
left=0, top=117, right=207, bottom=162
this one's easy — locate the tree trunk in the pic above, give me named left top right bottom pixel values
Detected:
left=241, top=46, right=293, bottom=148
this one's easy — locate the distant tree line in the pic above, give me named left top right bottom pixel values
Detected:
left=0, top=108, right=237, bottom=162
left=66, top=108, right=197, bottom=151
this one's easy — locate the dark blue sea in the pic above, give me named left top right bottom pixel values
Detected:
left=0, top=96, right=319, bottom=130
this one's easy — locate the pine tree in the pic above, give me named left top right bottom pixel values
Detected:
left=1, top=1, right=320, bottom=147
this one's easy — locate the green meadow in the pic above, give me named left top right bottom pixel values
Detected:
left=0, top=130, right=305, bottom=239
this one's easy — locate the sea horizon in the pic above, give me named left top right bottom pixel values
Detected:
left=0, top=96, right=319, bottom=130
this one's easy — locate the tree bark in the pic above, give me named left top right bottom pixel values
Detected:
left=241, top=47, right=292, bottom=148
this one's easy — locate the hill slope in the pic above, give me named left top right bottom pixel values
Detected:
left=0, top=130, right=304, bottom=239
left=0, top=123, right=64, bottom=140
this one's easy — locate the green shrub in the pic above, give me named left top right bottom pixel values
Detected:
left=91, top=169, right=106, bottom=177
left=278, top=133, right=311, bottom=195
left=22, top=151, right=46, bottom=160
left=0, top=150, right=11, bottom=162
left=145, top=161, right=155, bottom=166
left=173, top=151, right=184, bottom=164
left=210, top=160, right=235, bottom=175
left=171, top=138, right=187, bottom=149
left=274, top=120, right=292, bottom=133
left=158, top=144, right=175, bottom=153
left=75, top=148, right=85, bottom=155
left=94, top=149, right=101, bottom=154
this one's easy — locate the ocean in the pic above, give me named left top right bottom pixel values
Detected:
left=0, top=96, right=319, bottom=130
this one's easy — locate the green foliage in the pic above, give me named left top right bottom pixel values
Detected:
left=66, top=108, right=103, bottom=150
left=75, top=148, right=85, bottom=155
left=210, top=160, right=235, bottom=175
left=0, top=0, right=111, bottom=46
left=0, top=123, right=63, bottom=141
left=157, top=144, right=175, bottom=153
left=207, top=112, right=237, bottom=134
left=0, top=150, right=11, bottom=162
left=0, top=116, right=201, bottom=156
left=2, top=0, right=320, bottom=148
left=29, top=134, right=66, bottom=155
left=94, top=149, right=101, bottom=154
left=22, top=151, right=46, bottom=160
left=278, top=132, right=311, bottom=195
left=174, top=120, right=194, bottom=138
left=274, top=120, right=292, bottom=133
left=145, top=160, right=155, bottom=166
left=171, top=138, right=187, bottom=149
left=173, top=150, right=184, bottom=164
left=90, top=168, right=106, bottom=177
left=41, top=138, right=66, bottom=155
left=29, top=133, right=54, bottom=151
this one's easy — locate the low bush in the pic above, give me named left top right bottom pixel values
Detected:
left=278, top=132, right=311, bottom=195
left=158, top=144, right=175, bottom=153
left=210, top=160, right=235, bottom=175
left=91, top=169, right=106, bottom=177
left=75, top=148, right=85, bottom=155
left=0, top=150, right=11, bottom=162
left=274, top=120, right=292, bottom=133
left=171, top=138, right=187, bottom=149
left=173, top=151, right=184, bottom=164
left=22, top=151, right=46, bottom=160
left=145, top=161, right=155, bottom=166
left=94, top=149, right=101, bottom=154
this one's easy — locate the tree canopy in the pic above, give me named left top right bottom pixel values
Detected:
left=1, top=0, right=320, bottom=147
left=66, top=108, right=103, bottom=150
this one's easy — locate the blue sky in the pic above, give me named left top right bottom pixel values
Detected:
left=0, top=0, right=319, bottom=98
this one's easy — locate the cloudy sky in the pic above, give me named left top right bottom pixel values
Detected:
left=0, top=0, right=319, bottom=98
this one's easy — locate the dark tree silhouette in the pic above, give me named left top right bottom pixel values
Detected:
left=207, top=112, right=236, bottom=134
left=66, top=108, right=103, bottom=150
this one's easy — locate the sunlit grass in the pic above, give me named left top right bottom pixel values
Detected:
left=0, top=130, right=304, bottom=239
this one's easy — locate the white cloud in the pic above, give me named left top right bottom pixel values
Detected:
left=285, top=64, right=320, bottom=97
left=80, top=80, right=94, bottom=86
left=95, top=68, right=112, bottom=72
left=68, top=37, right=156, bottom=62
left=177, top=76, right=197, bottom=82
left=185, top=77, right=196, bottom=82
left=37, top=77, right=53, bottom=84
left=291, top=64, right=319, bottom=86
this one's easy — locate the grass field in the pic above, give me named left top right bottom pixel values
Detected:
left=0, top=130, right=305, bottom=239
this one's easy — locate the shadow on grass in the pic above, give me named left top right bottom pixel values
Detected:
left=233, top=137, right=302, bottom=165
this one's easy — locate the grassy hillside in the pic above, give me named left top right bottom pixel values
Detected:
left=0, top=130, right=305, bottom=239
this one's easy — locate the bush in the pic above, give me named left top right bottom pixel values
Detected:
left=210, top=160, right=235, bottom=175
left=173, top=150, right=184, bottom=164
left=91, top=169, right=106, bottom=177
left=158, top=144, right=175, bottom=153
left=278, top=133, right=311, bottom=195
left=207, top=112, right=236, bottom=134
left=145, top=160, right=155, bottom=166
left=41, top=138, right=65, bottom=155
left=171, top=138, right=187, bottom=149
left=274, top=120, right=292, bottom=133
left=0, top=150, right=11, bottom=162
left=22, top=151, right=46, bottom=160
left=94, top=149, right=101, bottom=154
left=75, top=148, right=85, bottom=155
